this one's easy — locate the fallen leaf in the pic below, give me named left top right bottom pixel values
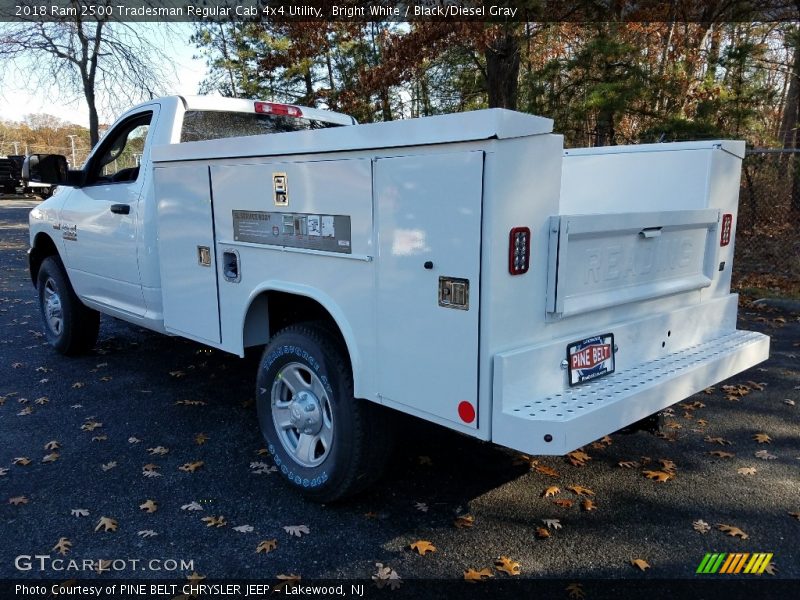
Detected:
left=72, top=382, right=84, bottom=389
left=659, top=459, right=677, bottom=473
left=787, top=512, right=800, bottom=521
left=762, top=563, right=777, bottom=576
left=417, top=455, right=433, bottom=466
left=137, top=530, right=157, bottom=538
left=71, top=508, right=89, bottom=517
left=169, top=370, right=185, bottom=378
left=233, top=525, right=254, bottom=533
left=753, top=433, right=772, bottom=444
left=631, top=558, right=651, bottom=571
left=542, top=519, right=562, bottom=530
left=535, top=527, right=551, bottom=538
left=717, top=524, right=748, bottom=539
left=533, top=464, right=560, bottom=477
left=566, top=583, right=585, bottom=599
left=567, top=485, right=595, bottom=496
left=175, top=399, right=206, bottom=406
left=250, top=461, right=277, bottom=474
left=754, top=450, right=778, bottom=460
left=194, top=433, right=209, bottom=445
left=283, top=524, right=310, bottom=538
left=128, top=437, right=141, bottom=444
left=410, top=540, right=436, bottom=555
left=201, top=516, right=227, bottom=528
left=186, top=572, right=206, bottom=582
left=11, top=457, right=31, bottom=465
left=94, top=517, right=118, bottom=532
left=139, top=500, right=158, bottom=513
left=581, top=499, right=597, bottom=511
left=148, top=446, right=169, bottom=456
left=454, top=514, right=475, bottom=528
left=693, top=519, right=711, bottom=534
left=567, top=450, right=591, bottom=466
left=42, top=452, right=59, bottom=463
left=101, top=461, right=117, bottom=472
left=372, top=563, right=402, bottom=590
left=52, top=538, right=72, bottom=555
left=642, top=470, right=673, bottom=482
left=494, top=556, right=521, bottom=576
left=464, top=568, right=493, bottom=583
left=709, top=451, right=735, bottom=458
left=91, top=435, right=107, bottom=442
left=9, top=496, right=28, bottom=505
left=181, top=501, right=203, bottom=511
left=737, top=467, right=757, bottom=476
left=542, top=486, right=560, bottom=498
left=256, top=539, right=277, bottom=554
left=552, top=499, right=574, bottom=508
left=81, top=420, right=102, bottom=432
left=17, top=406, right=32, bottom=416
left=0, top=468, right=7, bottom=476
left=179, top=461, right=204, bottom=473
left=414, top=501, right=429, bottom=512
left=704, top=436, right=732, bottom=445
left=44, top=440, right=60, bottom=451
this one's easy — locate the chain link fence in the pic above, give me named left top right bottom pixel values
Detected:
left=733, top=149, right=800, bottom=296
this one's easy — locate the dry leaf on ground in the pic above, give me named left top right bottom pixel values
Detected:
left=631, top=558, right=651, bottom=571
left=693, top=520, right=711, bottom=534
left=94, top=517, right=118, bottom=532
left=256, top=539, right=277, bottom=554
left=753, top=433, right=772, bottom=444
left=283, top=524, right=310, bottom=538
left=139, top=500, right=158, bottom=513
left=410, top=540, right=436, bottom=555
left=372, top=563, right=402, bottom=590
left=717, top=524, right=749, bottom=539
left=179, top=461, right=204, bottom=473
left=52, top=538, right=72, bottom=555
left=201, top=516, right=227, bottom=528
left=494, top=556, right=521, bottom=576
left=642, top=470, right=673, bottom=482
left=737, top=467, right=757, bottom=475
left=454, top=514, right=474, bottom=528
left=567, top=485, right=594, bottom=496
left=464, top=568, right=493, bottom=583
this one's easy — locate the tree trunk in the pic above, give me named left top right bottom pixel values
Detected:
left=485, top=30, right=520, bottom=110
left=779, top=42, right=800, bottom=150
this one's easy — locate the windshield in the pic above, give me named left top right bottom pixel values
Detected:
left=180, top=110, right=343, bottom=143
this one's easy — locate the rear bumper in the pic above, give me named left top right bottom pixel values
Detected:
left=492, top=329, right=769, bottom=455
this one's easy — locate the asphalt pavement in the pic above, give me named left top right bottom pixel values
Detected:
left=1, top=198, right=798, bottom=596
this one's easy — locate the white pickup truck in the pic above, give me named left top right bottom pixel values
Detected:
left=26, top=95, right=769, bottom=501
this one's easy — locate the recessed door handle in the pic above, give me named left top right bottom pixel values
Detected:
left=639, top=227, right=662, bottom=238
left=110, top=204, right=130, bottom=215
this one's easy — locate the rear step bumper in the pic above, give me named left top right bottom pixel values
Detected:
left=492, top=330, right=769, bottom=455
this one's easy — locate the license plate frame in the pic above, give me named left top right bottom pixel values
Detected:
left=567, top=333, right=615, bottom=387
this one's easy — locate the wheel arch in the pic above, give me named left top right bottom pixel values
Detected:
left=29, top=232, right=61, bottom=288
left=241, top=284, right=362, bottom=394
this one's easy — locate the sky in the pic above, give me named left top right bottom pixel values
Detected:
left=0, top=23, right=207, bottom=127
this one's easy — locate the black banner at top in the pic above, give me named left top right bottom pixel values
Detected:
left=0, top=0, right=798, bottom=23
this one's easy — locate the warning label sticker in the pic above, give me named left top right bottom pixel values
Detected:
left=232, top=210, right=352, bottom=254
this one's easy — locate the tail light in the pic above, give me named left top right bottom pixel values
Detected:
left=254, top=101, right=303, bottom=118
left=509, top=227, right=531, bottom=275
left=720, top=213, right=733, bottom=247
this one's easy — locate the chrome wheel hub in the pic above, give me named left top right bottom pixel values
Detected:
left=43, top=278, right=63, bottom=336
left=271, top=362, right=333, bottom=468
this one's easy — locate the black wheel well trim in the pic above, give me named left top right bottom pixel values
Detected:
left=29, top=232, right=60, bottom=288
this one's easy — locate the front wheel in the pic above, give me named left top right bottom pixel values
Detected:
left=37, top=256, right=100, bottom=355
left=256, top=324, right=393, bottom=502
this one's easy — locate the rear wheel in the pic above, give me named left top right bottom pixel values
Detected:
left=256, top=323, right=393, bottom=502
left=37, top=256, right=99, bottom=355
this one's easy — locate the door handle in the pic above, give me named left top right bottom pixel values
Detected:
left=639, top=227, right=662, bottom=238
left=110, top=204, right=130, bottom=215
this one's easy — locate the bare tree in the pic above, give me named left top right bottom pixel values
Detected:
left=0, top=0, right=173, bottom=146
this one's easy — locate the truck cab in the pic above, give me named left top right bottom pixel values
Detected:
left=28, top=96, right=355, bottom=330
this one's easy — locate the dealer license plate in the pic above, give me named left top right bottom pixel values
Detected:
left=567, top=333, right=615, bottom=386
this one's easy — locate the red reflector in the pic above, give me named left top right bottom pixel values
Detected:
left=254, top=101, right=303, bottom=118
left=457, top=401, right=476, bottom=424
left=720, top=213, right=733, bottom=246
left=509, top=227, right=531, bottom=275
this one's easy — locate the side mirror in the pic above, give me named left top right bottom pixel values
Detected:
left=22, top=154, right=69, bottom=185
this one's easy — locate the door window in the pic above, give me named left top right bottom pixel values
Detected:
left=86, top=112, right=152, bottom=185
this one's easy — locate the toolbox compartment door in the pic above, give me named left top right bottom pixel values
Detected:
left=374, top=151, right=483, bottom=427
left=155, top=164, right=221, bottom=344
left=546, top=209, right=720, bottom=319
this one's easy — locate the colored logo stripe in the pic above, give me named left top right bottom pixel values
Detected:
left=697, top=553, right=772, bottom=574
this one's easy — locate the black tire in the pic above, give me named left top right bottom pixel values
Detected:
left=256, top=323, right=393, bottom=502
left=37, top=256, right=100, bottom=355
